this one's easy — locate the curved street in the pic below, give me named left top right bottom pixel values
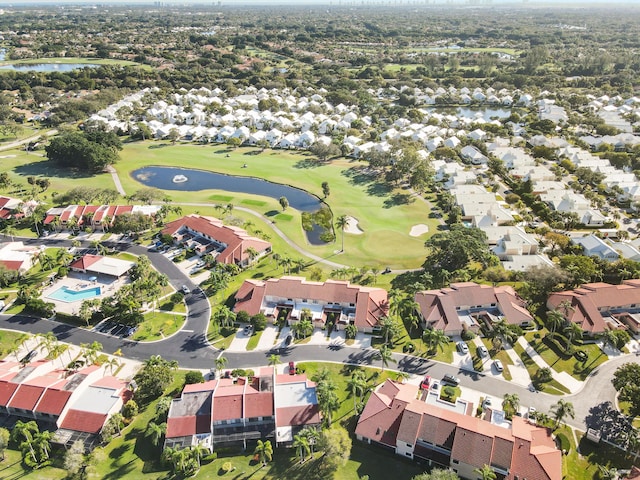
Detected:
left=4, top=236, right=639, bottom=434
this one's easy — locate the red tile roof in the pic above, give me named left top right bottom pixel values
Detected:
left=60, top=409, right=108, bottom=434
left=355, top=381, right=410, bottom=448
left=276, top=405, right=321, bottom=427
left=357, top=380, right=561, bottom=480
left=0, top=381, right=19, bottom=407
left=234, top=276, right=389, bottom=330
left=547, top=280, right=640, bottom=333
left=8, top=385, right=45, bottom=410
left=244, top=391, right=274, bottom=418
left=213, top=393, right=243, bottom=421
left=166, top=414, right=212, bottom=438
left=69, top=254, right=102, bottom=271
left=0, top=260, right=25, bottom=271
left=162, top=215, right=271, bottom=265
left=183, top=380, right=217, bottom=394
left=34, top=389, right=73, bottom=416
left=415, top=282, right=532, bottom=335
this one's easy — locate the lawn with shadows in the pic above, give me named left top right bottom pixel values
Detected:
left=524, top=331, right=607, bottom=381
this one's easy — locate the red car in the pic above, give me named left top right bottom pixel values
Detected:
left=420, top=375, right=431, bottom=389
left=289, top=361, right=295, bottom=375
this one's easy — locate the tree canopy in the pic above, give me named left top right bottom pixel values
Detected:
left=423, top=224, right=496, bottom=273
left=45, top=130, right=121, bottom=173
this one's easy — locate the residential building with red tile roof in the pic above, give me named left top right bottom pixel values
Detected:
left=0, top=241, right=40, bottom=272
left=274, top=374, right=321, bottom=444
left=547, top=280, right=640, bottom=334
left=161, top=214, right=271, bottom=267
left=69, top=254, right=135, bottom=278
left=234, top=276, right=389, bottom=332
left=0, top=195, right=27, bottom=220
left=414, top=282, right=533, bottom=337
left=44, top=204, right=160, bottom=231
left=356, top=379, right=561, bottom=480
left=0, top=356, right=127, bottom=450
left=165, top=369, right=320, bottom=452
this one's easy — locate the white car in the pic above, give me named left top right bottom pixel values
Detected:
left=457, top=341, right=469, bottom=354
left=493, top=359, right=504, bottom=372
left=181, top=285, right=191, bottom=295
left=478, top=345, right=489, bottom=358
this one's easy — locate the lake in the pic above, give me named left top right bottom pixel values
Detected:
left=132, top=166, right=329, bottom=245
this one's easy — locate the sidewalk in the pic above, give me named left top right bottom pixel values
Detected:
left=516, top=337, right=583, bottom=393
left=502, top=344, right=534, bottom=388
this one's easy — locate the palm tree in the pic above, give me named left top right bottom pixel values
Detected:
left=191, top=444, right=209, bottom=468
left=300, top=427, right=320, bottom=456
left=215, top=356, right=228, bottom=378
left=473, top=464, right=497, bottom=480
left=422, top=328, right=449, bottom=355
left=292, top=433, right=310, bottom=463
left=268, top=354, right=280, bottom=367
left=12, top=420, right=38, bottom=462
left=564, top=322, right=584, bottom=347
left=103, top=357, right=122, bottom=376
left=376, top=345, right=396, bottom=372
left=346, top=371, right=367, bottom=414
left=316, top=379, right=340, bottom=426
left=546, top=310, right=566, bottom=336
left=502, top=393, right=520, bottom=418
left=598, top=465, right=618, bottom=480
left=36, top=332, right=57, bottom=357
left=335, top=214, right=349, bottom=252
left=550, top=399, right=575, bottom=428
left=254, top=439, right=273, bottom=466
left=33, top=430, right=52, bottom=461
left=379, top=315, right=400, bottom=346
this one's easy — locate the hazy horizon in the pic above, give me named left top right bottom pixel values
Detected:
left=2, top=0, right=640, bottom=5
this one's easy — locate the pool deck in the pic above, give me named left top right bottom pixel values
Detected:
left=42, top=272, right=130, bottom=315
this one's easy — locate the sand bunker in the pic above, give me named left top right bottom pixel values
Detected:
left=344, top=216, right=364, bottom=235
left=409, top=224, right=429, bottom=237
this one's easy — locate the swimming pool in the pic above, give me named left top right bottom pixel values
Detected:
left=47, top=286, right=101, bottom=303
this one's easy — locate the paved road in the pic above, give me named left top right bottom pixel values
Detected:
left=0, top=129, right=57, bottom=152
left=7, top=236, right=636, bottom=433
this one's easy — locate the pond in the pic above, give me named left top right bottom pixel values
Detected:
left=132, top=166, right=328, bottom=245
left=0, top=63, right=101, bottom=72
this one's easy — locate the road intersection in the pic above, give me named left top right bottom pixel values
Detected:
left=3, top=236, right=639, bottom=434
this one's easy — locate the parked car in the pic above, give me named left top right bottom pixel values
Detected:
left=442, top=373, right=460, bottom=386
left=420, top=375, right=432, bottom=390
left=493, top=359, right=504, bottom=372
left=289, top=361, right=295, bottom=375
left=243, top=325, right=253, bottom=336
left=477, top=345, right=489, bottom=358
left=181, top=285, right=191, bottom=295
left=431, top=381, right=440, bottom=392
left=482, top=397, right=492, bottom=408
left=457, top=341, right=469, bottom=354
left=284, top=334, right=293, bottom=346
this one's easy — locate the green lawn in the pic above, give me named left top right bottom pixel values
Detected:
left=525, top=332, right=607, bottom=381
left=0, top=329, right=30, bottom=358
left=246, top=329, right=264, bottom=351
left=132, top=311, right=185, bottom=341
left=0, top=56, right=148, bottom=69
left=512, top=342, right=570, bottom=395
left=115, top=143, right=438, bottom=269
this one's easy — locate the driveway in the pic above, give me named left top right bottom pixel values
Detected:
left=6, top=235, right=640, bottom=433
